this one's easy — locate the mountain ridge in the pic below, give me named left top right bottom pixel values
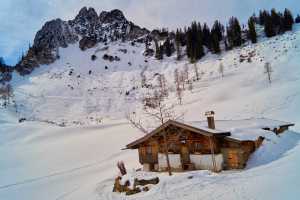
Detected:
left=15, top=7, right=149, bottom=75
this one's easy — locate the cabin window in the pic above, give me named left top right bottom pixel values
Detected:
left=194, top=142, right=202, bottom=153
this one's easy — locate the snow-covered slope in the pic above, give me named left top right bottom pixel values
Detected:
left=10, top=25, right=300, bottom=128
left=1, top=24, right=300, bottom=200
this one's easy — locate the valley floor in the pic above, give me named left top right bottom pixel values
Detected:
left=0, top=110, right=300, bottom=200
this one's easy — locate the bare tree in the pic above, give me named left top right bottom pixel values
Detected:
left=218, top=63, right=224, bottom=78
left=126, top=112, right=148, bottom=134
left=188, top=80, right=193, bottom=92
left=0, top=84, right=13, bottom=108
left=176, top=40, right=182, bottom=61
left=157, top=74, right=168, bottom=97
left=174, top=69, right=183, bottom=104
left=264, top=62, right=273, bottom=84
left=140, top=66, right=148, bottom=88
left=126, top=89, right=184, bottom=176
left=183, top=64, right=189, bottom=81
left=143, top=91, right=175, bottom=176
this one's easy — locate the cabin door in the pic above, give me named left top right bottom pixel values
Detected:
left=181, top=145, right=190, bottom=165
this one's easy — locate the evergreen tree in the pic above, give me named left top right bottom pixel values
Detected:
left=164, top=37, right=172, bottom=57
left=211, top=32, right=221, bottom=53
left=0, top=57, right=5, bottom=66
left=202, top=23, right=211, bottom=48
left=0, top=57, right=5, bottom=73
left=154, top=39, right=163, bottom=60
left=271, top=8, right=281, bottom=34
left=196, top=22, right=204, bottom=59
left=264, top=12, right=276, bottom=37
left=248, top=16, right=257, bottom=43
left=227, top=17, right=242, bottom=48
left=259, top=10, right=268, bottom=25
left=186, top=22, right=204, bottom=63
left=211, top=20, right=224, bottom=41
left=296, top=15, right=300, bottom=23
left=175, top=29, right=182, bottom=60
left=283, top=8, right=294, bottom=31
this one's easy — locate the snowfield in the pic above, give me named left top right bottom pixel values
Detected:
left=1, top=25, right=300, bottom=199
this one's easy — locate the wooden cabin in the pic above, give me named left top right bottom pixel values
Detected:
left=126, top=116, right=294, bottom=172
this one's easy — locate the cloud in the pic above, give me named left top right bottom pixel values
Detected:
left=0, top=0, right=299, bottom=65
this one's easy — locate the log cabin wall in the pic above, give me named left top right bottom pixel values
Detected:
left=137, top=125, right=222, bottom=170
left=138, top=139, right=159, bottom=165
left=220, top=138, right=258, bottom=169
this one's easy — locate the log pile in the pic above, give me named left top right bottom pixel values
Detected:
left=113, top=176, right=159, bottom=196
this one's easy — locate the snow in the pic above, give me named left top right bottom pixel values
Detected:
left=1, top=24, right=300, bottom=200
left=188, top=118, right=294, bottom=140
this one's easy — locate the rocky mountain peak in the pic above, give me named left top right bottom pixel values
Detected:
left=99, top=9, right=126, bottom=24
left=16, top=7, right=149, bottom=75
left=74, top=7, right=98, bottom=25
left=34, top=18, right=78, bottom=50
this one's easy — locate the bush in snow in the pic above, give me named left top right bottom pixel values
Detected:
left=91, top=54, right=97, bottom=61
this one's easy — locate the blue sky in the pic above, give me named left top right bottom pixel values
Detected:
left=0, top=0, right=299, bottom=65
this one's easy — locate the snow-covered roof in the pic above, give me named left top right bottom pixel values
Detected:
left=187, top=118, right=294, bottom=141
left=126, top=118, right=294, bottom=148
left=126, top=120, right=231, bottom=149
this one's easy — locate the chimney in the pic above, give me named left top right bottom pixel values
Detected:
left=205, top=111, right=215, bottom=129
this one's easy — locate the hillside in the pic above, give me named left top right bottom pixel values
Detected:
left=1, top=8, right=300, bottom=200
left=8, top=24, right=300, bottom=128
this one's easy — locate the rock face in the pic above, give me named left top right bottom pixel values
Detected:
left=16, top=7, right=149, bottom=75
left=79, top=36, right=97, bottom=51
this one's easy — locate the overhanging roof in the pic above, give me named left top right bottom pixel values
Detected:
left=126, top=120, right=231, bottom=149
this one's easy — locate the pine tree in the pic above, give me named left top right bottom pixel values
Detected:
left=248, top=16, right=257, bottom=43
left=186, top=22, right=204, bottom=63
left=164, top=37, right=172, bottom=57
left=211, top=32, right=221, bottom=54
left=296, top=15, right=300, bottom=23
left=175, top=29, right=182, bottom=60
left=195, top=22, right=205, bottom=60
left=186, top=27, right=193, bottom=60
left=283, top=8, right=294, bottom=31
left=264, top=12, right=276, bottom=37
left=154, top=39, right=160, bottom=59
left=227, top=17, right=242, bottom=48
left=210, top=20, right=223, bottom=53
left=0, top=57, right=5, bottom=66
left=271, top=8, right=281, bottom=34
left=211, top=20, right=224, bottom=41
left=202, top=23, right=211, bottom=49
left=259, top=10, right=268, bottom=25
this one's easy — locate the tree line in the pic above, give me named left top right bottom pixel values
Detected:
left=154, top=8, right=296, bottom=63
left=258, top=8, right=294, bottom=37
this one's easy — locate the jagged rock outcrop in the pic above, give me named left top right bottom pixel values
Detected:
left=69, top=7, right=98, bottom=37
left=16, top=18, right=78, bottom=75
left=34, top=19, right=78, bottom=50
left=16, top=7, right=149, bottom=75
left=79, top=36, right=97, bottom=51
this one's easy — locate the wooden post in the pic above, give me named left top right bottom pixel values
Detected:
left=209, top=136, right=217, bottom=172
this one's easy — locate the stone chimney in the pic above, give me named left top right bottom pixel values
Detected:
left=205, top=111, right=215, bottom=129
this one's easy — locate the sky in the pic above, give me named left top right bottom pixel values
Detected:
left=0, top=0, right=299, bottom=65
